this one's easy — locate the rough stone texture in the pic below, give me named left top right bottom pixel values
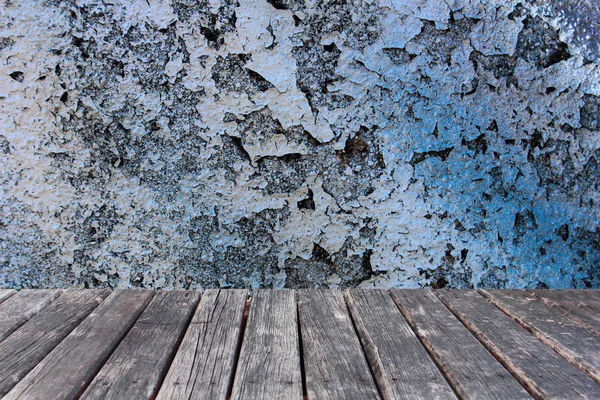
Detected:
left=0, top=0, right=598, bottom=289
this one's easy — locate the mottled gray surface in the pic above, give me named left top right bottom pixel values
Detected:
left=0, top=0, right=598, bottom=289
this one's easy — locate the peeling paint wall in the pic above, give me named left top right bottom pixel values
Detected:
left=0, top=0, right=598, bottom=289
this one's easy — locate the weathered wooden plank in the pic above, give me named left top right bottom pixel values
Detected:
left=532, top=289, right=600, bottom=335
left=0, top=289, right=110, bottom=397
left=3, top=289, right=154, bottom=400
left=571, top=289, right=600, bottom=302
left=157, top=289, right=247, bottom=400
left=585, top=289, right=600, bottom=302
left=481, top=289, right=600, bottom=383
left=0, top=289, right=62, bottom=342
left=345, top=289, right=456, bottom=400
left=231, top=289, right=302, bottom=400
left=81, top=290, right=200, bottom=400
left=298, top=289, right=380, bottom=400
left=565, top=289, right=600, bottom=305
left=0, top=289, right=16, bottom=304
left=390, top=290, right=531, bottom=400
left=437, top=289, right=600, bottom=399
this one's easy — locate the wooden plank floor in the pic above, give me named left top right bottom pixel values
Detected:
left=0, top=289, right=598, bottom=400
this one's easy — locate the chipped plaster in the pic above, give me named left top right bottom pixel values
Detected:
left=0, top=0, right=598, bottom=289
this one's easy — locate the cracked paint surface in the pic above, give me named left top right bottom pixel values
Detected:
left=0, top=0, right=598, bottom=289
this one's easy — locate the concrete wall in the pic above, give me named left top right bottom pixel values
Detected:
left=0, top=0, right=598, bottom=289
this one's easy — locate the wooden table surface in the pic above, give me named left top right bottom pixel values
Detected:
left=0, top=288, right=598, bottom=399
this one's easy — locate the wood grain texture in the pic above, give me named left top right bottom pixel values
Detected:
left=390, top=290, right=531, bottom=400
left=231, top=289, right=302, bottom=400
left=81, top=290, right=200, bottom=400
left=345, top=289, right=456, bottom=400
left=0, top=289, right=110, bottom=397
left=0, top=289, right=62, bottom=342
left=584, top=289, right=600, bottom=302
left=298, top=289, right=380, bottom=400
left=3, top=289, right=154, bottom=400
left=532, top=289, right=600, bottom=335
left=436, top=289, right=600, bottom=399
left=0, top=289, right=16, bottom=304
left=481, top=289, right=600, bottom=383
left=157, top=289, right=247, bottom=400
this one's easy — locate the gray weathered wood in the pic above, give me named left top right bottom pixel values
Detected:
left=345, top=289, right=456, bottom=400
left=157, top=289, right=247, bottom=400
left=437, top=289, right=600, bottom=399
left=298, top=289, right=380, bottom=400
left=0, top=289, right=16, bottom=304
left=231, top=289, right=302, bottom=400
left=532, top=289, right=600, bottom=335
left=3, top=289, right=154, bottom=400
left=390, top=290, right=531, bottom=400
left=0, top=289, right=62, bottom=342
left=81, top=290, right=200, bottom=400
left=575, top=289, right=600, bottom=302
left=481, top=289, right=600, bottom=383
left=0, top=289, right=110, bottom=397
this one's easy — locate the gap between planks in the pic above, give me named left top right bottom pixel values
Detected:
left=296, top=298, right=308, bottom=400
left=0, top=289, right=17, bottom=304
left=154, top=292, right=204, bottom=398
left=342, top=291, right=388, bottom=400
left=225, top=294, right=252, bottom=400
